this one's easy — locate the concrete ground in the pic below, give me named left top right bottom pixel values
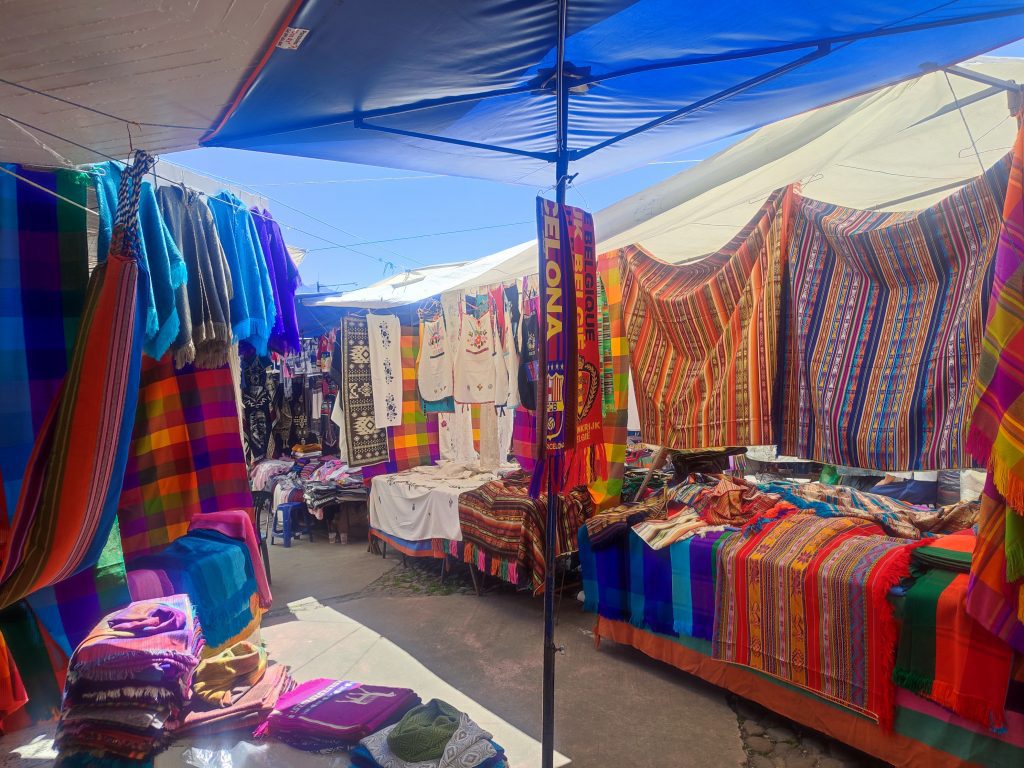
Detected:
left=256, top=533, right=886, bottom=768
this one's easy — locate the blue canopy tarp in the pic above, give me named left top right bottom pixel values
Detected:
left=204, top=0, right=1024, bottom=183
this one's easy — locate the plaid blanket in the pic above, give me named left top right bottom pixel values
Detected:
left=458, top=474, right=593, bottom=593
left=590, top=256, right=630, bottom=509
left=781, top=157, right=1009, bottom=470
left=621, top=190, right=789, bottom=450
left=361, top=324, right=438, bottom=479
left=579, top=524, right=630, bottom=622
left=895, top=545, right=1013, bottom=731
left=671, top=529, right=734, bottom=641
left=628, top=532, right=674, bottom=635
left=714, top=515, right=916, bottom=729
left=117, top=355, right=253, bottom=559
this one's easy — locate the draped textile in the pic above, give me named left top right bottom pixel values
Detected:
left=240, top=352, right=273, bottom=463
left=713, top=515, right=915, bottom=729
left=0, top=152, right=151, bottom=610
left=361, top=325, right=439, bottom=478
left=367, top=313, right=404, bottom=427
left=671, top=529, right=733, bottom=641
left=621, top=189, right=790, bottom=450
left=457, top=475, right=593, bottom=593
left=894, top=557, right=1013, bottom=731
left=117, top=354, right=253, bottom=560
left=341, top=315, right=389, bottom=467
left=589, top=261, right=630, bottom=509
left=967, top=121, right=1024, bottom=642
left=251, top=208, right=301, bottom=356
left=780, top=157, right=1010, bottom=470
left=156, top=186, right=234, bottom=369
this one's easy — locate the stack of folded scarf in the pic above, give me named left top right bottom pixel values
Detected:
left=57, top=594, right=203, bottom=763
left=352, top=699, right=509, bottom=768
left=254, top=678, right=420, bottom=752
left=179, top=642, right=293, bottom=737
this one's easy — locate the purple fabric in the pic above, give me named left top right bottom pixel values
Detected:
left=255, top=678, right=420, bottom=744
left=250, top=208, right=300, bottom=355
left=690, top=530, right=729, bottom=642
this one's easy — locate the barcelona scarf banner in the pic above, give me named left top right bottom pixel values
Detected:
left=534, top=198, right=602, bottom=494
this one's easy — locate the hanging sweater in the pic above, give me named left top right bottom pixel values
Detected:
left=94, top=161, right=187, bottom=360
left=250, top=207, right=301, bottom=355
left=157, top=186, right=235, bottom=368
left=208, top=192, right=277, bottom=355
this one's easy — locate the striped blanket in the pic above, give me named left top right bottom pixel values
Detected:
left=714, top=515, right=915, bottom=729
left=117, top=355, right=253, bottom=559
left=780, top=157, right=1010, bottom=470
left=671, top=529, right=733, bottom=641
left=621, top=189, right=789, bottom=450
left=894, top=535, right=1014, bottom=731
left=457, top=475, right=593, bottom=593
left=361, top=324, right=438, bottom=479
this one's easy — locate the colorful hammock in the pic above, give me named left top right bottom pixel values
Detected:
left=0, top=152, right=151, bottom=611
left=780, top=157, right=1010, bottom=470
left=621, top=189, right=790, bottom=450
left=714, top=515, right=915, bottom=729
left=117, top=354, right=253, bottom=559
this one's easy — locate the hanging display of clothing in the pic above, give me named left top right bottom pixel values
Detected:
left=156, top=186, right=235, bottom=369
left=251, top=207, right=302, bottom=356
left=367, top=313, right=403, bottom=427
left=417, top=315, right=454, bottom=404
left=454, top=310, right=496, bottom=404
left=341, top=315, right=389, bottom=467
left=240, top=353, right=273, bottom=463
left=517, top=298, right=540, bottom=411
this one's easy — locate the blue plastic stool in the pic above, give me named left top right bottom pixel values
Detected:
left=271, top=502, right=313, bottom=548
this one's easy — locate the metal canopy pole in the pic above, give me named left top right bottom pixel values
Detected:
left=542, top=1, right=570, bottom=767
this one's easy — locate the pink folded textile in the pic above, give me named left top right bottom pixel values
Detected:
left=189, top=509, right=272, bottom=609
left=254, top=678, right=420, bottom=747
left=127, top=567, right=178, bottom=601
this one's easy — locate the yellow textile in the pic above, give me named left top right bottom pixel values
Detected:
left=192, top=640, right=267, bottom=707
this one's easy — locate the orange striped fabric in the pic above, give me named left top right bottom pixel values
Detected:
left=621, top=188, right=791, bottom=450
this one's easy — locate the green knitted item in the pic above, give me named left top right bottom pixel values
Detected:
left=386, top=698, right=461, bottom=762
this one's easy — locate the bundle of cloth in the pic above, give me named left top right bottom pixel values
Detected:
left=303, top=481, right=365, bottom=520
left=352, top=699, right=509, bottom=768
left=249, top=459, right=294, bottom=492
left=893, top=531, right=1019, bottom=732
left=178, top=641, right=294, bottom=737
left=57, top=595, right=203, bottom=763
left=254, top=678, right=420, bottom=752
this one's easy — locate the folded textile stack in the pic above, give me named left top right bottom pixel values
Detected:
left=352, top=699, right=509, bottom=768
left=309, top=458, right=364, bottom=486
left=254, top=678, right=420, bottom=752
left=57, top=594, right=203, bottom=762
left=293, top=442, right=323, bottom=458
left=303, top=481, right=365, bottom=517
left=249, top=459, right=294, bottom=492
left=179, top=642, right=292, bottom=737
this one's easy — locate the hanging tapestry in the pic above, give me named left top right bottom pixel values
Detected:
left=287, top=376, right=310, bottom=446
left=621, top=189, right=789, bottom=450
left=512, top=406, right=537, bottom=472
left=0, top=152, right=152, bottom=609
left=156, top=187, right=234, bottom=369
left=362, top=324, right=440, bottom=478
left=589, top=255, right=630, bottom=509
left=713, top=515, right=915, bottom=729
left=367, top=313, right=403, bottom=426
left=320, top=376, right=340, bottom=452
left=565, top=204, right=601, bottom=449
left=417, top=314, right=454, bottom=403
left=968, top=121, right=1024, bottom=599
left=240, top=352, right=273, bottom=463
left=341, top=315, right=389, bottom=467
left=117, top=354, right=253, bottom=560
left=780, top=157, right=1010, bottom=470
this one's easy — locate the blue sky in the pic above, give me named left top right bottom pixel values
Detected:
left=169, top=42, right=1024, bottom=292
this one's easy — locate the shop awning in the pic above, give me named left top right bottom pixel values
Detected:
left=204, top=1, right=1024, bottom=183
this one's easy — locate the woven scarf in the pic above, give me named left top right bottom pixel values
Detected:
left=368, top=313, right=404, bottom=427
left=621, top=189, right=790, bottom=450
left=894, top=559, right=1013, bottom=731
left=156, top=186, right=234, bottom=369
left=342, top=315, right=389, bottom=467
left=192, top=640, right=267, bottom=707
left=0, top=151, right=151, bottom=609
left=387, top=699, right=461, bottom=761
left=781, top=157, right=1009, bottom=470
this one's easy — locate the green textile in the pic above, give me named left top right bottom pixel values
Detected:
left=386, top=698, right=461, bottom=762
left=893, top=569, right=954, bottom=694
left=912, top=545, right=973, bottom=574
